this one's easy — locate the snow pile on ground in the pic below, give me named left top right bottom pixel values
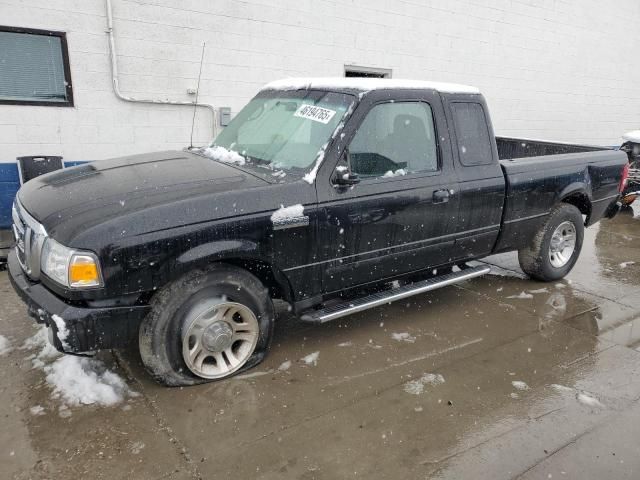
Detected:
left=44, top=356, right=137, bottom=407
left=392, top=332, right=416, bottom=343
left=200, top=145, right=245, bottom=165
left=271, top=204, right=304, bottom=224
left=0, top=335, right=11, bottom=356
left=620, top=261, right=635, bottom=268
left=22, top=326, right=137, bottom=409
left=301, top=351, right=320, bottom=366
left=22, top=327, right=61, bottom=368
left=507, top=291, right=534, bottom=299
left=403, top=373, right=445, bottom=395
left=512, top=380, right=530, bottom=391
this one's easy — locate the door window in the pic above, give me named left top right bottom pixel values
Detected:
left=349, top=102, right=438, bottom=178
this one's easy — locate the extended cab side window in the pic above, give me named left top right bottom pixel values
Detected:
left=451, top=102, right=493, bottom=166
left=349, top=102, right=439, bottom=178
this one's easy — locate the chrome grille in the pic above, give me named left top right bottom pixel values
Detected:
left=11, top=200, right=47, bottom=280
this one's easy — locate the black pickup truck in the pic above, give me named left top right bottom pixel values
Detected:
left=8, top=78, right=628, bottom=385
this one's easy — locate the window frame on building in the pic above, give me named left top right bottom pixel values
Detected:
left=0, top=25, right=74, bottom=107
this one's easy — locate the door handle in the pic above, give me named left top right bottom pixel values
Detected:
left=433, top=189, right=450, bottom=204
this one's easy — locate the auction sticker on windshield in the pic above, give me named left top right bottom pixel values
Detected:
left=294, top=104, right=337, bottom=124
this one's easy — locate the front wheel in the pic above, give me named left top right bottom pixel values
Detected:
left=139, top=264, right=274, bottom=386
left=518, top=204, right=584, bottom=282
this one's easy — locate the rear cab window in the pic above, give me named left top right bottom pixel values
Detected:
left=451, top=102, right=493, bottom=166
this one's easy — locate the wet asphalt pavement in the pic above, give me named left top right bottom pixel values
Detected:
left=1, top=205, right=639, bottom=480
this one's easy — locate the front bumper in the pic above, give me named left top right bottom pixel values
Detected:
left=7, top=250, right=150, bottom=352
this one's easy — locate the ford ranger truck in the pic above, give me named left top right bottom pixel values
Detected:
left=8, top=78, right=628, bottom=385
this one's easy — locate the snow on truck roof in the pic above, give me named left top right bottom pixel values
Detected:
left=262, top=77, right=480, bottom=95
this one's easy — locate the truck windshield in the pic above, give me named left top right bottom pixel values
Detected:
left=203, top=90, right=354, bottom=173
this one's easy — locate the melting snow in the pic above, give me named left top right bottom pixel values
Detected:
left=337, top=341, right=353, bottom=347
left=620, top=261, right=635, bottom=268
left=278, top=360, right=292, bottom=371
left=0, top=335, right=11, bottom=356
left=403, top=373, right=445, bottom=395
left=528, top=288, right=549, bottom=294
left=45, top=356, right=138, bottom=407
left=512, top=381, right=530, bottom=391
left=51, top=314, right=70, bottom=350
left=29, top=405, right=45, bottom=416
left=301, top=351, right=320, bottom=366
left=200, top=145, right=246, bottom=165
left=507, top=291, right=534, bottom=299
left=271, top=204, right=304, bottom=224
left=22, top=326, right=136, bottom=408
left=576, top=392, right=605, bottom=408
left=392, top=332, right=416, bottom=343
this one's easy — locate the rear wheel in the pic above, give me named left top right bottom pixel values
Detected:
left=518, top=204, right=584, bottom=282
left=139, top=264, right=274, bottom=386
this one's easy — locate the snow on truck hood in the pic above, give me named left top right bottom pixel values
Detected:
left=262, top=77, right=480, bottom=95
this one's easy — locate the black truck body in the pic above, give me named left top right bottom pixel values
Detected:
left=7, top=78, right=627, bottom=383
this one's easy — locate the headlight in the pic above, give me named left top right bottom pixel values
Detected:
left=41, top=238, right=102, bottom=288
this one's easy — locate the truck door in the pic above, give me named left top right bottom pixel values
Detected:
left=315, top=90, right=460, bottom=293
left=444, top=99, right=505, bottom=259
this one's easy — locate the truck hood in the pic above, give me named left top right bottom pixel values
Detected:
left=17, top=150, right=269, bottom=244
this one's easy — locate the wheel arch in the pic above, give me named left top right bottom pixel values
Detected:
left=559, top=186, right=592, bottom=224
left=160, top=239, right=295, bottom=304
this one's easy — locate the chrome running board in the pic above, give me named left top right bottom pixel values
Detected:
left=300, top=265, right=491, bottom=324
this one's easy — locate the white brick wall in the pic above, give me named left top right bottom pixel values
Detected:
left=1, top=0, right=639, bottom=162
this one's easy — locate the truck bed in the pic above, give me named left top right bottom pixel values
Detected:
left=496, top=136, right=609, bottom=160
left=493, top=137, right=627, bottom=253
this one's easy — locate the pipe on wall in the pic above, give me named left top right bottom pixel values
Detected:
left=104, top=0, right=217, bottom=139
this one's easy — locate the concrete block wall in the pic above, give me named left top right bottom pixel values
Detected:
left=0, top=0, right=639, bottom=164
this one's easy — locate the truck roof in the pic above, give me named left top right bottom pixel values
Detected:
left=262, top=77, right=480, bottom=95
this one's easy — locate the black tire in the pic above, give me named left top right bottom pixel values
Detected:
left=518, top=203, right=584, bottom=282
left=139, top=264, right=274, bottom=386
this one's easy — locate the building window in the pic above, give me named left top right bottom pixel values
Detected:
left=0, top=26, right=73, bottom=107
left=344, top=65, right=392, bottom=79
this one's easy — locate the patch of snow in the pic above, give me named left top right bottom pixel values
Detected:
left=619, top=261, right=635, bottom=268
left=51, top=314, right=70, bottom=350
left=200, top=145, right=245, bottom=165
left=44, top=355, right=137, bottom=407
left=382, top=168, right=407, bottom=178
left=0, top=335, right=11, bottom=356
left=576, top=392, right=604, bottom=409
left=302, top=145, right=326, bottom=184
left=507, top=291, right=534, bottom=299
left=337, top=341, right=353, bottom=347
left=22, top=327, right=61, bottom=369
left=271, top=204, right=304, bottom=224
left=550, top=383, right=574, bottom=393
left=528, top=288, right=549, bottom=294
left=403, top=373, right=445, bottom=395
left=510, top=392, right=520, bottom=399
left=512, top=381, right=529, bottom=391
left=278, top=360, right=292, bottom=371
left=301, top=351, right=319, bottom=366
left=262, top=77, right=480, bottom=95
left=130, top=441, right=145, bottom=455
left=29, top=405, right=45, bottom=416
left=392, top=332, right=416, bottom=343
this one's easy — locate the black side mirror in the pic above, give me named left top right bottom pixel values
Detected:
left=334, top=171, right=360, bottom=186
left=333, top=148, right=360, bottom=186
